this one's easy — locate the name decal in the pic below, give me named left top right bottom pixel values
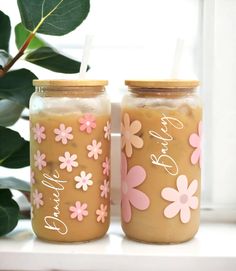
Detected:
left=149, top=113, right=184, bottom=176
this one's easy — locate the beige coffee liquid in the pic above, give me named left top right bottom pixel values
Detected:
left=121, top=103, right=202, bottom=243
left=30, top=112, right=111, bottom=242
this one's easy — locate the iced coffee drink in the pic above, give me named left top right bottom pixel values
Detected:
left=121, top=80, right=202, bottom=243
left=30, top=80, right=111, bottom=242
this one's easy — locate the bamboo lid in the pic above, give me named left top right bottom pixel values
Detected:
left=125, top=79, right=199, bottom=89
left=33, top=79, right=108, bottom=87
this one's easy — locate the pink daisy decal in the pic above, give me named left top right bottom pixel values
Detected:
left=102, top=157, right=110, bottom=176
left=121, top=113, right=144, bottom=158
left=104, top=121, right=111, bottom=140
left=31, top=171, right=35, bottom=184
left=34, top=150, right=47, bottom=171
left=54, top=123, right=73, bottom=145
left=79, top=113, right=96, bottom=134
left=121, top=152, right=150, bottom=223
left=189, top=121, right=202, bottom=167
left=161, top=175, right=199, bottom=224
left=32, top=189, right=44, bottom=209
left=87, top=140, right=102, bottom=160
left=74, top=171, right=93, bottom=191
left=58, top=152, right=78, bottom=172
left=32, top=123, right=46, bottom=144
left=96, top=204, right=108, bottom=223
left=100, top=179, right=110, bottom=198
left=69, top=201, right=88, bottom=221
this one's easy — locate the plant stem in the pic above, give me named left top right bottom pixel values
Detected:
left=0, top=0, right=64, bottom=78
left=0, top=32, right=35, bottom=78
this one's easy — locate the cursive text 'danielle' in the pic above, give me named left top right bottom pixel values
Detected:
left=42, top=170, right=68, bottom=235
left=149, top=113, right=184, bottom=176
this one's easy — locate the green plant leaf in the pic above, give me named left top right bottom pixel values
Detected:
left=21, top=115, right=29, bottom=121
left=0, top=177, right=30, bottom=192
left=15, top=23, right=46, bottom=50
left=0, top=11, right=11, bottom=52
left=1, top=141, right=29, bottom=168
left=0, top=100, right=24, bottom=127
left=0, top=189, right=12, bottom=199
left=0, top=126, right=26, bottom=164
left=17, top=0, right=90, bottom=36
left=0, top=50, right=12, bottom=67
left=26, top=46, right=83, bottom=73
left=0, top=69, right=37, bottom=108
left=0, top=189, right=20, bottom=236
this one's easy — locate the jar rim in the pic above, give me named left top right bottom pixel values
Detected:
left=125, top=79, right=200, bottom=89
left=33, top=79, right=108, bottom=87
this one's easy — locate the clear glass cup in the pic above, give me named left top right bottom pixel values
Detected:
left=30, top=80, right=111, bottom=242
left=121, top=80, right=202, bottom=243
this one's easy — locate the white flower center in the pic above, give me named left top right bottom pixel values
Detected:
left=86, top=121, right=91, bottom=126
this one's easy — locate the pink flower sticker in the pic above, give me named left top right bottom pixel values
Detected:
left=59, top=152, right=78, bottom=172
left=32, top=189, right=44, bottom=208
left=54, top=123, right=73, bottom=145
left=96, top=204, right=108, bottom=223
left=79, top=113, right=96, bottom=134
left=87, top=140, right=102, bottom=160
left=104, top=121, right=111, bottom=140
left=161, top=175, right=199, bottom=224
left=121, top=113, right=144, bottom=158
left=34, top=150, right=47, bottom=171
left=102, top=157, right=110, bottom=176
left=121, top=152, right=150, bottom=223
left=69, top=201, right=88, bottom=221
left=31, top=171, right=35, bottom=184
left=32, top=123, right=46, bottom=144
left=100, top=179, right=110, bottom=198
left=189, top=121, right=202, bottom=167
left=74, top=171, right=93, bottom=191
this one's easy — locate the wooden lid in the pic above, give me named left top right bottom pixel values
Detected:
left=125, top=79, right=199, bottom=89
left=33, top=79, right=108, bottom=87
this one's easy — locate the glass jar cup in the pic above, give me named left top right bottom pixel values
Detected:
left=121, top=80, right=202, bottom=243
left=30, top=80, right=111, bottom=242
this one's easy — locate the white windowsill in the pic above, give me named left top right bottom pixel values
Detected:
left=0, top=216, right=236, bottom=271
